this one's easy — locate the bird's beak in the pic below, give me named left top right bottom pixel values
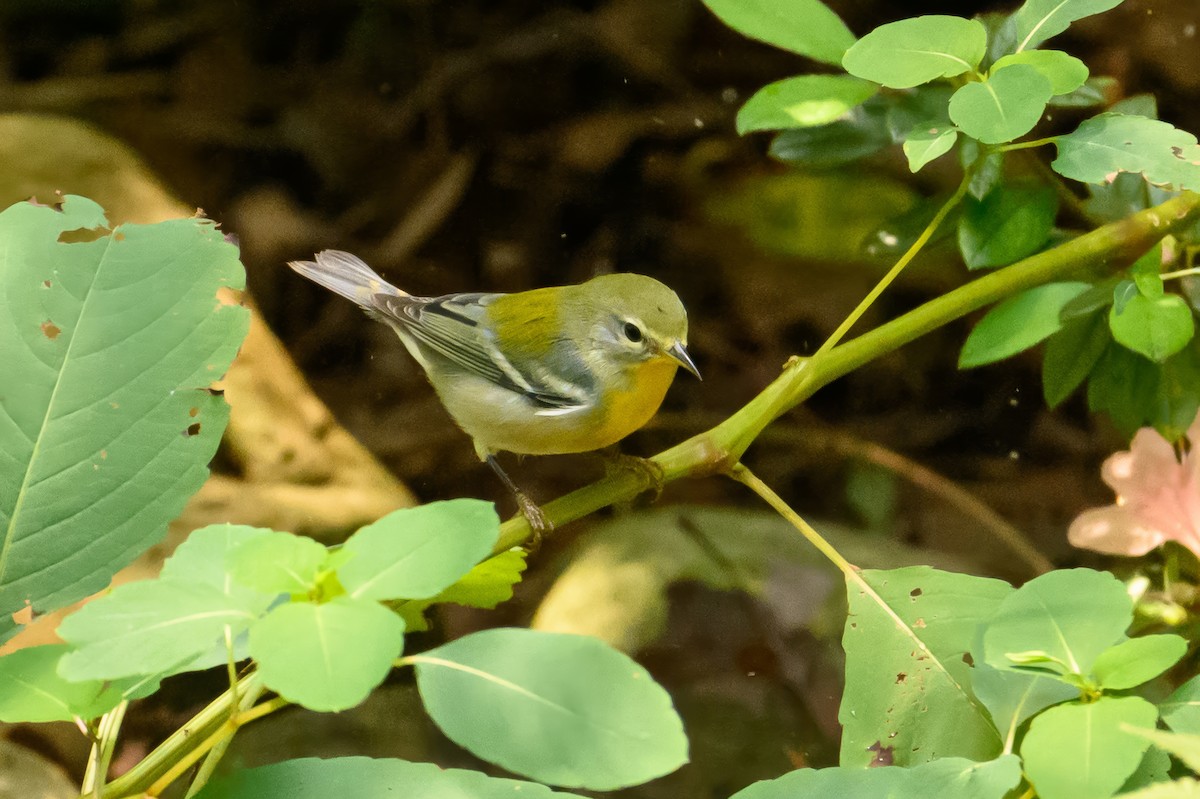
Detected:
left=666, top=340, right=701, bottom=380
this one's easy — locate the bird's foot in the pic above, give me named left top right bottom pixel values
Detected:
left=515, top=491, right=552, bottom=554
left=602, top=449, right=666, bottom=500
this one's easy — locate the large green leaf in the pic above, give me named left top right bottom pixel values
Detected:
left=959, top=282, right=1091, bottom=368
left=948, top=65, right=1053, bottom=144
left=1052, top=114, right=1200, bottom=191
left=737, top=75, right=877, bottom=134
left=730, top=755, right=1022, bottom=799
left=1125, top=728, right=1200, bottom=776
left=842, top=16, right=987, bottom=89
left=0, top=197, right=246, bottom=640
left=1162, top=675, right=1200, bottom=735
left=699, top=0, right=855, bottom=66
left=981, top=568, right=1131, bottom=680
left=193, top=757, right=585, bottom=799
left=57, top=579, right=261, bottom=680
left=1092, top=634, right=1187, bottom=690
left=1022, top=696, right=1158, bottom=799
left=338, top=500, right=499, bottom=601
left=1010, top=0, right=1124, bottom=52
left=412, top=628, right=687, bottom=790
left=0, top=644, right=124, bottom=722
left=957, top=182, right=1058, bottom=270
left=970, top=663, right=1077, bottom=749
left=249, top=597, right=405, bottom=712
left=840, top=566, right=1010, bottom=767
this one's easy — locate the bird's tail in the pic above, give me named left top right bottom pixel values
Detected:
left=287, top=250, right=407, bottom=306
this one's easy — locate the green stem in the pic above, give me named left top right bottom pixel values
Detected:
left=184, top=680, right=267, bottom=798
left=492, top=191, right=1200, bottom=552
left=146, top=697, right=289, bottom=798
left=1161, top=266, right=1200, bottom=281
left=812, top=169, right=972, bottom=359
left=998, top=136, right=1058, bottom=152
left=80, top=701, right=127, bottom=797
left=101, top=672, right=261, bottom=798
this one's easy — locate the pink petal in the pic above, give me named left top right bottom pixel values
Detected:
left=1102, top=428, right=1179, bottom=500
left=1068, top=505, right=1166, bottom=556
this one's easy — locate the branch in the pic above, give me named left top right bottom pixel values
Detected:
left=494, top=190, right=1200, bottom=552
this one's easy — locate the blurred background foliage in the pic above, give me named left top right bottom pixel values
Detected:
left=0, top=0, right=1198, bottom=796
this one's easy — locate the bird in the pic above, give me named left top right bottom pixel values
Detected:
left=288, top=250, right=699, bottom=539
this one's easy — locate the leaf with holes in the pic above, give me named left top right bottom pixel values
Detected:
left=840, top=566, right=1012, bottom=767
left=0, top=197, right=247, bottom=642
left=699, top=0, right=855, bottom=66
left=413, top=628, right=687, bottom=790
left=730, top=755, right=1022, bottom=799
left=1052, top=114, right=1200, bottom=191
left=843, top=15, right=987, bottom=89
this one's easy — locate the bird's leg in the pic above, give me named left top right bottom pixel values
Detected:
left=598, top=445, right=666, bottom=500
left=486, top=455, right=551, bottom=551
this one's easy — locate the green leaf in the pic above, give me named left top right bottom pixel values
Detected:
left=228, top=531, right=329, bottom=596
left=192, top=756, right=585, bottom=799
left=958, top=182, right=1058, bottom=270
left=338, top=500, right=500, bottom=601
left=699, top=0, right=855, bottom=66
left=1049, top=75, right=1117, bottom=108
left=948, top=65, right=1053, bottom=144
left=903, top=124, right=959, bottom=172
left=1125, top=728, right=1200, bottom=776
left=1092, top=634, right=1187, bottom=690
left=1124, top=747, right=1174, bottom=792
left=250, top=597, right=404, bottom=712
left=970, top=664, right=1077, bottom=745
left=162, top=524, right=274, bottom=605
left=737, top=75, right=877, bottom=134
left=0, top=644, right=123, bottom=722
left=1110, top=293, right=1195, bottom=363
left=1122, top=779, right=1200, bottom=798
left=1043, top=310, right=1111, bottom=407
left=413, top=628, right=687, bottom=790
left=1161, top=675, right=1200, bottom=735
left=1052, top=114, right=1200, bottom=191
left=1085, top=344, right=1159, bottom=437
left=840, top=566, right=1010, bottom=767
left=842, top=16, right=987, bottom=89
left=0, top=197, right=247, bottom=639
left=981, top=568, right=1132, bottom=680
left=959, top=282, right=1091, bottom=368
left=58, top=579, right=260, bottom=680
left=992, top=50, right=1089, bottom=95
left=768, top=100, right=892, bottom=167
left=1132, top=246, right=1166, bottom=299
left=434, top=548, right=527, bottom=609
left=729, top=755, right=1023, bottom=799
left=1010, top=0, right=1124, bottom=52
left=1022, top=696, right=1158, bottom=799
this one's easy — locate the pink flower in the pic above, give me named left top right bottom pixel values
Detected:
left=1069, top=411, right=1200, bottom=558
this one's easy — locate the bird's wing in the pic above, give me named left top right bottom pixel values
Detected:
left=373, top=293, right=590, bottom=411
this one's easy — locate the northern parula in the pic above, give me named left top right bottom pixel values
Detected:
left=288, top=250, right=699, bottom=533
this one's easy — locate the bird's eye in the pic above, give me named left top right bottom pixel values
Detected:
left=622, top=322, right=644, bottom=343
